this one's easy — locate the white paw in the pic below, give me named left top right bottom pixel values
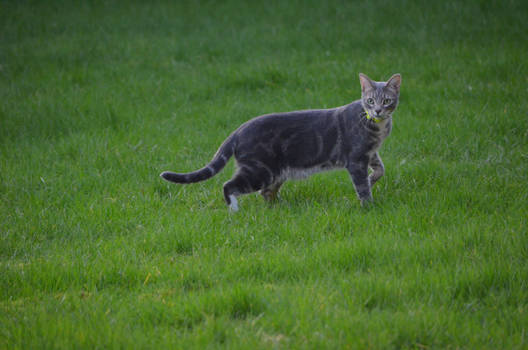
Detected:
left=228, top=195, right=239, bottom=212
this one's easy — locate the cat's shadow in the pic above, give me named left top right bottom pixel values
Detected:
left=267, top=180, right=359, bottom=208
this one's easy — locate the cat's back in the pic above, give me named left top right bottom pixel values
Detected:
left=235, top=105, right=347, bottom=137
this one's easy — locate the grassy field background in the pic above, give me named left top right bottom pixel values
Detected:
left=1, top=0, right=527, bottom=348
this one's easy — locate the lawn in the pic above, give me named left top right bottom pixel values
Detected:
left=1, top=0, right=527, bottom=348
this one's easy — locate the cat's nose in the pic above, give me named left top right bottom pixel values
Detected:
left=375, top=108, right=382, bottom=115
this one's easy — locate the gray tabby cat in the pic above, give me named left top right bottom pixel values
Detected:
left=161, top=73, right=401, bottom=211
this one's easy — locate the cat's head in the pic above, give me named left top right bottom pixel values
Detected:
left=359, top=73, right=401, bottom=121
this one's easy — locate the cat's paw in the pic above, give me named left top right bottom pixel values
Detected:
left=228, top=195, right=239, bottom=212
left=360, top=196, right=374, bottom=209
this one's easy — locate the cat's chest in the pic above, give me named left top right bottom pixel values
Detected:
left=372, top=123, right=391, bottom=145
left=362, top=120, right=392, bottom=142
left=357, top=120, right=392, bottom=151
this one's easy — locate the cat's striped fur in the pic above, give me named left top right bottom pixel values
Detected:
left=161, top=73, right=401, bottom=211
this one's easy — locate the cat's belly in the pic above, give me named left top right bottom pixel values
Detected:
left=279, top=163, right=343, bottom=181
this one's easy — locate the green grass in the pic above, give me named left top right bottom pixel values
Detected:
left=1, top=0, right=528, bottom=348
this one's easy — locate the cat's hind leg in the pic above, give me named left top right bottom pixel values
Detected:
left=223, top=179, right=243, bottom=212
left=260, top=181, right=283, bottom=202
left=223, top=167, right=272, bottom=211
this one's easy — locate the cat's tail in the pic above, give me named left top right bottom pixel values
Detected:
left=160, top=133, right=237, bottom=184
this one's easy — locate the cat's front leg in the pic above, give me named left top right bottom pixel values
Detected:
left=369, top=152, right=385, bottom=186
left=346, top=160, right=373, bottom=205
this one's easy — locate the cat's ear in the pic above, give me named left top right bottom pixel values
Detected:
left=359, top=73, right=375, bottom=92
left=385, top=74, right=401, bottom=93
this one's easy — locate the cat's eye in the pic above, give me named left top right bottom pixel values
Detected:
left=383, top=98, right=392, bottom=106
left=366, top=98, right=375, bottom=105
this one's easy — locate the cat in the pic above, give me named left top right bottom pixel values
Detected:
left=161, top=73, right=401, bottom=211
